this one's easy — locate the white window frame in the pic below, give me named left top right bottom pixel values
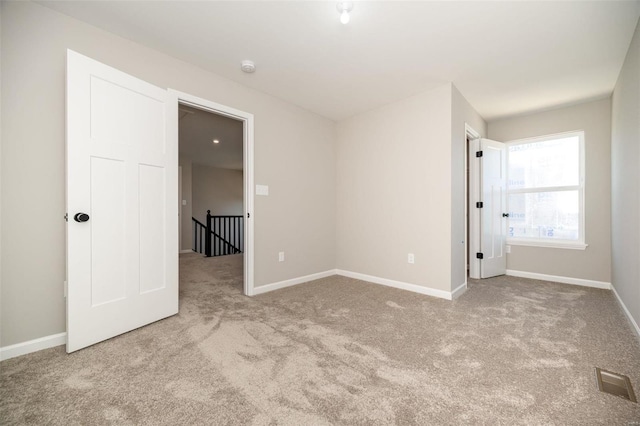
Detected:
left=506, top=130, right=587, bottom=250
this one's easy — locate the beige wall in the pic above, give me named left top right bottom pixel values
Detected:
left=0, top=2, right=336, bottom=347
left=192, top=164, right=243, bottom=224
left=179, top=158, right=193, bottom=252
left=336, top=84, right=453, bottom=292
left=611, top=19, right=640, bottom=328
left=451, top=85, right=487, bottom=290
left=488, top=98, right=612, bottom=283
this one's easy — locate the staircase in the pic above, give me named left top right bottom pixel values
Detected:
left=192, top=210, right=243, bottom=257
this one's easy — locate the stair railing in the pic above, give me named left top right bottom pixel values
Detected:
left=192, top=210, right=243, bottom=257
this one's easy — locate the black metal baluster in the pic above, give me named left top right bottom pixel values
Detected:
left=205, top=210, right=212, bottom=257
left=216, top=217, right=220, bottom=256
left=234, top=218, right=238, bottom=253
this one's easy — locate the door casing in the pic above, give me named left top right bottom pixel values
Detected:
left=169, top=90, right=255, bottom=296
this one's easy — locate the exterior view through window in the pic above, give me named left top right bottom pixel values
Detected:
left=507, top=131, right=585, bottom=248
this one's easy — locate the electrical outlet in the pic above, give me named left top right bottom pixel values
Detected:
left=279, top=252, right=285, bottom=262
left=506, top=245, right=511, bottom=254
left=408, top=253, right=415, bottom=264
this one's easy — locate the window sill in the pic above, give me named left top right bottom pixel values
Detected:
left=507, top=240, right=588, bottom=250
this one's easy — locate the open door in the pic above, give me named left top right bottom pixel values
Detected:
left=66, top=50, right=178, bottom=352
left=469, top=138, right=507, bottom=279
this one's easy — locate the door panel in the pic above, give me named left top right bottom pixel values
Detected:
left=66, top=50, right=178, bottom=352
left=90, top=157, right=126, bottom=306
left=90, top=77, right=165, bottom=150
left=480, top=138, right=507, bottom=278
left=139, top=164, right=167, bottom=294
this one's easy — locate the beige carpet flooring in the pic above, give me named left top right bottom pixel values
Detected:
left=1, top=253, right=639, bottom=425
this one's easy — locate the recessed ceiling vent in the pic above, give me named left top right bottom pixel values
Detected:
left=241, top=60, right=256, bottom=73
left=595, top=367, right=637, bottom=403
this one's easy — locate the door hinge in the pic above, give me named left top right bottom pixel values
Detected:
left=476, top=151, right=483, bottom=157
left=476, top=202, right=483, bottom=208
left=247, top=212, right=250, bottom=219
left=476, top=252, right=484, bottom=259
left=64, top=213, right=68, bottom=222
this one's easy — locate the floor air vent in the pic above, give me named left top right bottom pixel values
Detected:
left=595, top=368, right=637, bottom=403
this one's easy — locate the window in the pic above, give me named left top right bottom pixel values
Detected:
left=507, top=131, right=586, bottom=249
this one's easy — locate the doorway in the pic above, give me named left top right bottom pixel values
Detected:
left=170, top=91, right=255, bottom=296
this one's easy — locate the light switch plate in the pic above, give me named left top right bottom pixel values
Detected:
left=182, top=200, right=187, bottom=206
left=256, top=185, right=269, bottom=196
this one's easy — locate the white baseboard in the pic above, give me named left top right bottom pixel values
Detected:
left=451, top=282, right=467, bottom=299
left=254, top=269, right=457, bottom=301
left=336, top=269, right=453, bottom=300
left=0, top=332, right=66, bottom=361
left=611, top=285, right=640, bottom=338
left=252, top=269, right=337, bottom=296
left=506, top=270, right=611, bottom=290
left=179, top=249, right=194, bottom=254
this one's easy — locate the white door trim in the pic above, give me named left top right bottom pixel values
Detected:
left=168, top=90, right=255, bottom=296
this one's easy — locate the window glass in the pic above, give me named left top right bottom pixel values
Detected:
left=508, top=136, right=579, bottom=189
left=508, top=191, right=579, bottom=240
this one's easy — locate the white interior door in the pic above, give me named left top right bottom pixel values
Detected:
left=479, top=138, right=507, bottom=278
left=66, top=50, right=178, bottom=352
left=179, top=165, right=182, bottom=251
left=468, top=138, right=481, bottom=279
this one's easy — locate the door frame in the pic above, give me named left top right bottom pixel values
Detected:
left=168, top=90, right=255, bottom=296
left=465, top=124, right=481, bottom=280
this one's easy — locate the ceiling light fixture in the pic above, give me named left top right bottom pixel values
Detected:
left=213, top=139, right=220, bottom=144
left=336, top=1, right=353, bottom=24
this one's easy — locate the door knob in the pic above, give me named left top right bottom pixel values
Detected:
left=74, top=213, right=90, bottom=223
left=502, top=213, right=510, bottom=218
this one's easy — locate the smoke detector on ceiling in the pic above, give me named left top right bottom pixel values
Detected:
left=241, top=60, right=256, bottom=73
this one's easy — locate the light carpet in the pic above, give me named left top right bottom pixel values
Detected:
left=1, top=252, right=639, bottom=424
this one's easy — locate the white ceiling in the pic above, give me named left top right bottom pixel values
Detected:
left=40, top=1, right=640, bottom=121
left=179, top=105, right=243, bottom=170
